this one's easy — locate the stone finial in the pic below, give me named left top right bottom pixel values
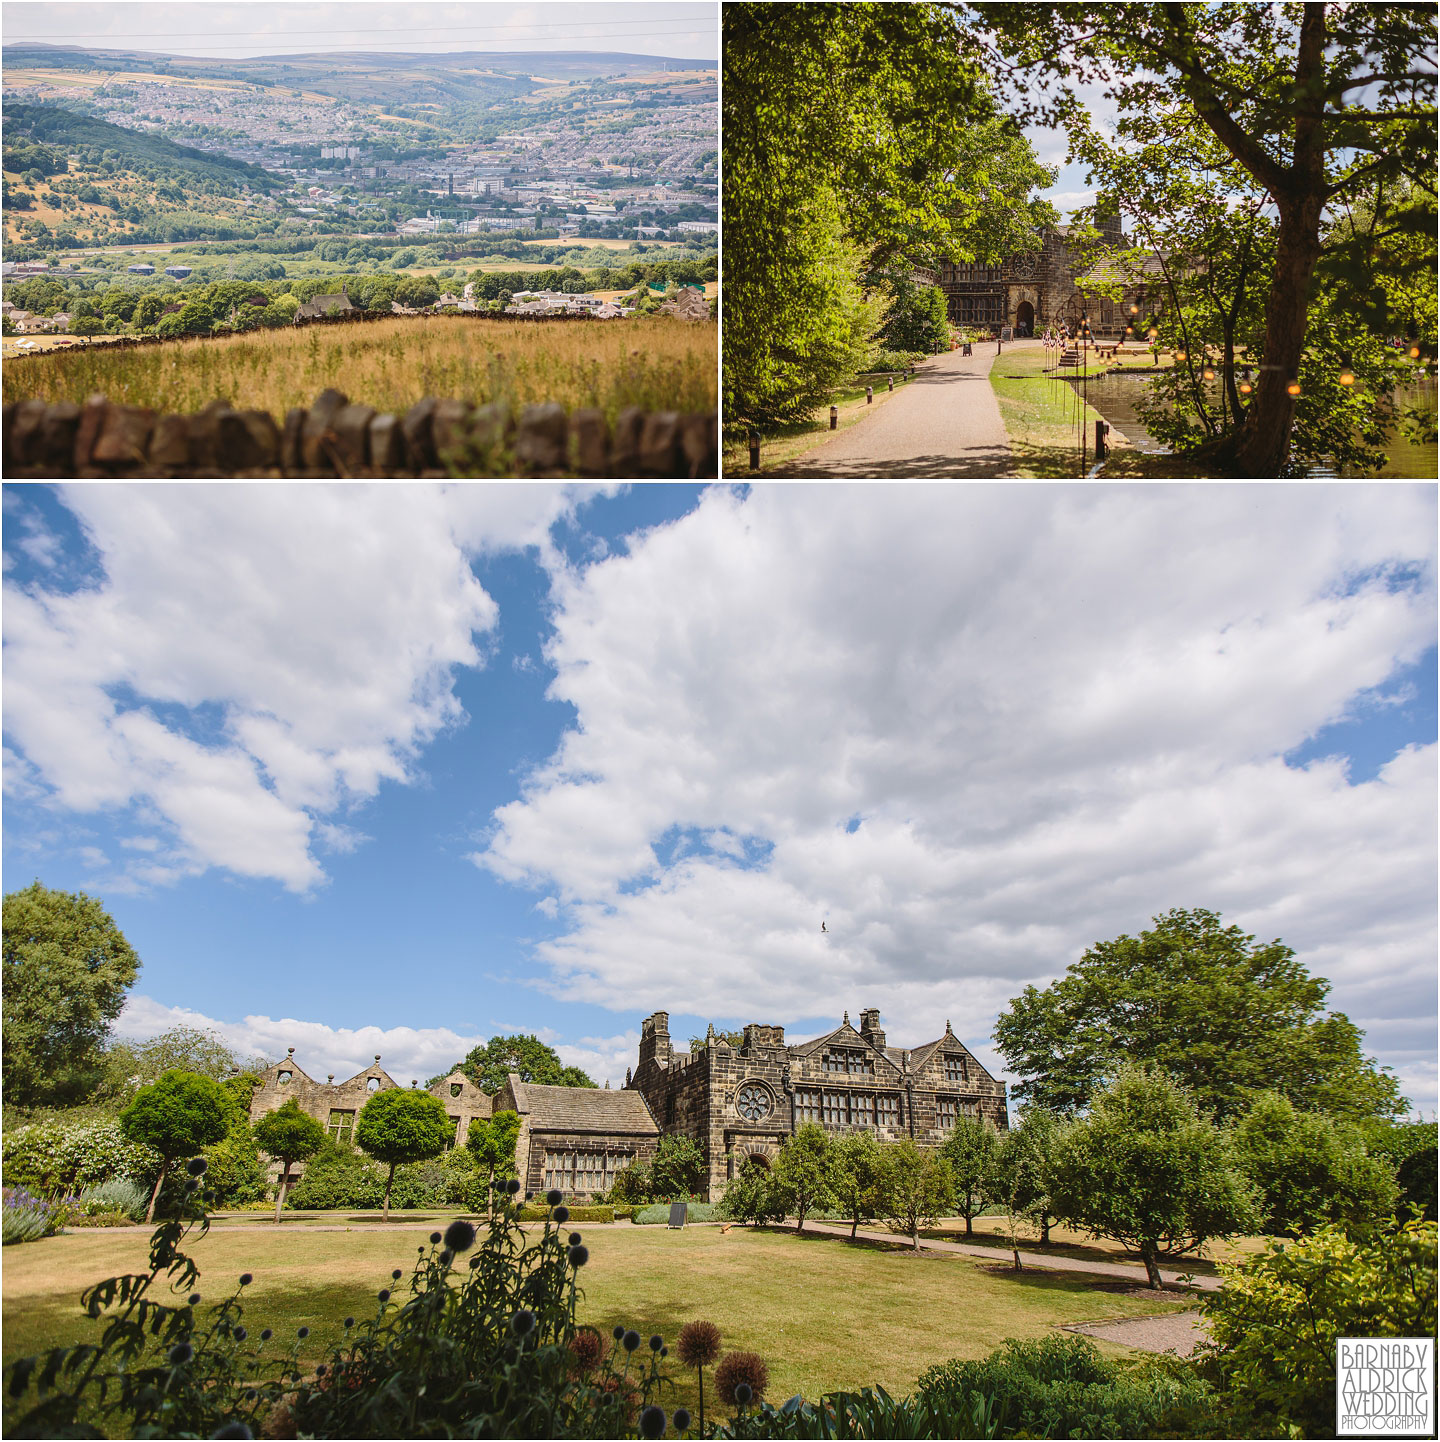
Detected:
left=625, top=1066, right=633, bottom=1086
left=843, top=1010, right=849, bottom=1026
left=604, top=1079, right=610, bottom=1089
left=946, top=1019, right=954, bottom=1034
left=287, top=1046, right=295, bottom=1056
left=327, top=1074, right=334, bottom=1084
left=902, top=1050, right=911, bottom=1071
left=374, top=1055, right=381, bottom=1063
left=411, top=1079, right=418, bottom=1088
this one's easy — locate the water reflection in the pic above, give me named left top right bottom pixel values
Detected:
left=1071, top=372, right=1438, bottom=477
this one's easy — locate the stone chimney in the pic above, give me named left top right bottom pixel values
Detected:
left=639, top=1011, right=673, bottom=1069
left=858, top=1008, right=886, bottom=1050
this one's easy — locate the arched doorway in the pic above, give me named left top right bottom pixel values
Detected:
left=746, top=1152, right=771, bottom=1170
left=1015, top=301, right=1035, bottom=337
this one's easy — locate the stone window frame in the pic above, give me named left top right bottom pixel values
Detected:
left=944, top=1053, right=968, bottom=1084
left=876, top=1092, right=901, bottom=1127
left=936, top=1096, right=958, bottom=1129
left=794, top=1089, right=822, bottom=1124
left=327, top=1108, right=355, bottom=1146
left=734, top=1080, right=774, bottom=1122
left=366, top=1076, right=380, bottom=1092
left=542, top=1148, right=632, bottom=1195
left=277, top=1070, right=292, bottom=1086
left=822, top=1048, right=873, bottom=1077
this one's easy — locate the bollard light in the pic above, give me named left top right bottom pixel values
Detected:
left=829, top=404, right=838, bottom=430
left=865, top=385, right=873, bottom=404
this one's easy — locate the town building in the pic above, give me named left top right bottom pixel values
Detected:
left=295, top=286, right=357, bottom=321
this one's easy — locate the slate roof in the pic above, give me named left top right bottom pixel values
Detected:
left=509, top=1077, right=658, bottom=1135
left=790, top=1022, right=903, bottom=1075
left=296, top=291, right=356, bottom=319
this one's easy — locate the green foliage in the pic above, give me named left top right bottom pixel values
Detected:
left=285, top=1140, right=385, bottom=1210
left=940, top=1118, right=999, bottom=1236
left=1047, top=1067, right=1258, bottom=1286
left=1198, top=1220, right=1438, bottom=1440
left=2, top=1192, right=670, bottom=1438
left=466, top=1109, right=522, bottom=1201
left=120, top=1070, right=232, bottom=1222
left=3, top=881, right=141, bottom=1108
left=1232, top=1091, right=1399, bottom=1238
left=993, top=907, right=1404, bottom=1122
left=99, top=1024, right=264, bottom=1106
left=877, top=273, right=949, bottom=355
left=78, top=1177, right=150, bottom=1221
left=252, top=1099, right=326, bottom=1170
left=830, top=1130, right=886, bottom=1238
left=606, top=1162, right=654, bottom=1206
left=718, top=1160, right=787, bottom=1227
left=650, top=1134, right=707, bottom=1200
left=771, top=1125, right=837, bottom=1231
left=451, top=1034, right=597, bottom=1096
left=1, top=1118, right=161, bottom=1196
left=915, top=1334, right=1214, bottom=1440
left=355, top=1087, right=452, bottom=1218
left=521, top=1203, right=617, bottom=1223
left=879, top=1139, right=954, bottom=1252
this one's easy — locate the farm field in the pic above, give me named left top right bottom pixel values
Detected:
left=1, top=313, right=716, bottom=420
left=2, top=1220, right=1195, bottom=1417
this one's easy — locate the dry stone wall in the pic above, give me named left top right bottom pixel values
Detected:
left=3, top=389, right=718, bottom=479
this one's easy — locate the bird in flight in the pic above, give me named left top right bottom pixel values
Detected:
left=821, top=921, right=828, bottom=933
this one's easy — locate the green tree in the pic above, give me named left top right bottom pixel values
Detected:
left=3, top=882, right=141, bottom=1108
left=723, top=2, right=1055, bottom=426
left=985, top=1114, right=1056, bottom=1269
left=1047, top=1067, right=1258, bottom=1287
left=769, top=1123, right=836, bottom=1232
left=118, top=1070, right=231, bottom=1223
left=101, top=1023, right=263, bottom=1102
left=451, top=1034, right=596, bottom=1096
left=993, top=907, right=1403, bottom=1122
left=1232, top=1091, right=1399, bottom=1238
left=465, top=1108, right=521, bottom=1212
left=879, top=1138, right=954, bottom=1252
left=982, top=2, right=1437, bottom=476
left=133, top=292, right=168, bottom=328
left=1198, top=1220, right=1438, bottom=1439
left=831, top=1129, right=886, bottom=1239
left=354, top=1087, right=452, bottom=1220
left=650, top=1134, right=706, bottom=1199
left=876, top=270, right=950, bottom=354
left=252, top=1098, right=327, bottom=1223
left=940, top=1116, right=999, bottom=1237
left=717, top=1157, right=785, bottom=1226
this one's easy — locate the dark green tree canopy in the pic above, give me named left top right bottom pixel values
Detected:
left=993, top=907, right=1403, bottom=1122
left=3, top=881, right=141, bottom=1107
left=119, top=1069, right=231, bottom=1160
left=355, top=1087, right=452, bottom=1167
left=446, top=1034, right=596, bottom=1095
left=253, top=1098, right=327, bottom=1167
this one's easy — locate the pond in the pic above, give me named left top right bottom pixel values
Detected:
left=1070, top=372, right=1438, bottom=478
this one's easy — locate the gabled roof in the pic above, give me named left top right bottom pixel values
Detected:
left=508, top=1076, right=658, bottom=1135
left=790, top=1022, right=903, bottom=1076
left=265, top=1054, right=316, bottom=1085
left=338, top=1059, right=400, bottom=1090
left=429, top=1070, right=490, bottom=1107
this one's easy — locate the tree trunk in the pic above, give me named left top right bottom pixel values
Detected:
left=1040, top=1214, right=1050, bottom=1245
left=145, top=1158, right=169, bottom=1225
left=384, top=1160, right=395, bottom=1222
left=964, top=1208, right=973, bottom=1237
left=1140, top=1244, right=1164, bottom=1289
left=912, top=1223, right=920, bottom=1253
left=850, top=1215, right=858, bottom=1239
left=273, top=1164, right=289, bottom=1224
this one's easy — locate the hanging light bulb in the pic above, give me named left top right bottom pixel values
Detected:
left=1338, top=353, right=1355, bottom=386
left=1286, top=368, right=1302, bottom=397
left=1125, top=323, right=1134, bottom=336
left=1147, top=325, right=1159, bottom=343
left=1238, top=368, right=1253, bottom=395
left=1408, top=341, right=1422, bottom=360
left=1203, top=361, right=1216, bottom=381
left=1175, top=348, right=1187, bottom=363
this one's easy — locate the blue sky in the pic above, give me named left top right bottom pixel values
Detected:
left=3, top=483, right=1436, bottom=1110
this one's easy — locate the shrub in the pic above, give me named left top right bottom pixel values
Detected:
left=916, top=1334, right=1213, bottom=1439
left=2, top=1186, right=75, bottom=1244
left=3, top=1184, right=671, bottom=1437
left=2, top=1119, right=161, bottom=1196
left=519, top=1204, right=615, bottom=1223
left=1197, top=1219, right=1438, bottom=1439
left=79, top=1177, right=149, bottom=1221
left=68, top=1209, right=135, bottom=1229
left=286, top=1144, right=385, bottom=1210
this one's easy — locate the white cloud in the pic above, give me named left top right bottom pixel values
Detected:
left=477, top=484, right=1438, bottom=1109
left=2, top=484, right=595, bottom=892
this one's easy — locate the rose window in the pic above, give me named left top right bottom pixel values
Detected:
left=736, top=1083, right=772, bottom=1121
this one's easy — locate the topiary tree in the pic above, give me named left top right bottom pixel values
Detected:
left=769, top=1124, right=835, bottom=1232
left=940, top=1115, right=999, bottom=1236
left=355, top=1086, right=452, bottom=1220
left=880, top=1138, right=955, bottom=1252
left=118, top=1070, right=231, bottom=1222
left=253, top=1098, right=327, bottom=1223
left=466, top=1109, right=521, bottom=1213
left=1047, top=1066, right=1258, bottom=1287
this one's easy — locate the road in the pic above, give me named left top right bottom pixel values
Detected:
left=776, top=342, right=1022, bottom=478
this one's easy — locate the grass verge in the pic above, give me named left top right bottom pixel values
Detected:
left=721, top=380, right=911, bottom=475
left=1, top=314, right=716, bottom=422
left=3, top=1219, right=1195, bottom=1416
left=988, top=348, right=1126, bottom=478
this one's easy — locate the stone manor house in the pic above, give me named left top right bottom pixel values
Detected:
left=247, top=1008, right=1008, bottom=1201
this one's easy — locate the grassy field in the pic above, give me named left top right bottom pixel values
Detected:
left=1, top=314, right=717, bottom=420
left=3, top=1219, right=1194, bottom=1416
left=721, top=379, right=913, bottom=475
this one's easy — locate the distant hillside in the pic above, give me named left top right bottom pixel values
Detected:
left=3, top=43, right=712, bottom=108
left=2, top=102, right=286, bottom=248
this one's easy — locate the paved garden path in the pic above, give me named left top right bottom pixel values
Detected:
left=775, top=342, right=1026, bottom=478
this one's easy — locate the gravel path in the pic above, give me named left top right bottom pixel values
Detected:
left=1065, top=1311, right=1212, bottom=1357
left=775, top=343, right=1022, bottom=477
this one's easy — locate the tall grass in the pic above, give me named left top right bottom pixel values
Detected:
left=3, top=316, right=717, bottom=422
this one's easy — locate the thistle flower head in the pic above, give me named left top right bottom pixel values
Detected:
left=546, top=1189, right=563, bottom=1206
left=510, top=1309, right=537, bottom=1337
left=676, top=1320, right=722, bottom=1369
left=209, top=1423, right=252, bottom=1439
left=392, top=1269, right=403, bottom=1280
left=189, top=1293, right=202, bottom=1307
left=638, top=1404, right=667, bottom=1438
left=233, top=1326, right=248, bottom=1341
left=239, top=1273, right=253, bottom=1287
left=715, top=1351, right=769, bottom=1408
left=430, top=1231, right=443, bottom=1245
left=650, top=1334, right=664, bottom=1352
left=187, top=1157, right=209, bottom=1176
left=673, top=1408, right=692, bottom=1432
left=297, top=1327, right=309, bottom=1339
left=444, top=1220, right=476, bottom=1253
left=260, top=1329, right=273, bottom=1342
left=613, top=1324, right=626, bottom=1340
left=623, top=1329, right=642, bottom=1352
left=568, top=1244, right=589, bottom=1267
left=507, top=1178, right=522, bottom=1195
left=378, top=1289, right=391, bottom=1303
left=168, top=1342, right=194, bottom=1366
left=568, top=1231, right=582, bottom=1246
left=553, top=1204, right=570, bottom=1223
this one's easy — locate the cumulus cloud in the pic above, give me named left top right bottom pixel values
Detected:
left=477, top=485, right=1437, bottom=1106
left=115, top=995, right=636, bottom=1088
left=2, top=484, right=599, bottom=892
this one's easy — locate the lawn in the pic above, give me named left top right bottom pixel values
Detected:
left=721, top=378, right=914, bottom=475
left=1, top=313, right=717, bottom=421
left=3, top=1218, right=1194, bottom=1418
left=988, top=346, right=1127, bottom=478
